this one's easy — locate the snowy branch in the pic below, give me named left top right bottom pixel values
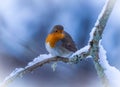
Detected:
left=0, top=50, right=89, bottom=87
left=89, top=0, right=116, bottom=87
left=0, top=0, right=117, bottom=87
left=0, top=55, right=69, bottom=87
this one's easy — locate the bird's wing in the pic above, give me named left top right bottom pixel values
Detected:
left=61, top=31, right=77, bottom=52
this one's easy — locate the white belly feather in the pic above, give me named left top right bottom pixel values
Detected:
left=45, top=43, right=72, bottom=57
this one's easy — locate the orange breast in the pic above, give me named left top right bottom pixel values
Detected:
left=46, top=33, right=65, bottom=48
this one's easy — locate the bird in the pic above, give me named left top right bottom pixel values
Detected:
left=45, top=25, right=77, bottom=57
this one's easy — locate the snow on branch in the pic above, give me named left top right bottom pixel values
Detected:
left=88, top=0, right=116, bottom=87
left=0, top=48, right=89, bottom=87
left=0, top=0, right=117, bottom=87
left=99, top=40, right=120, bottom=87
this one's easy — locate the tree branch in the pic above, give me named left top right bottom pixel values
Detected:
left=25, top=56, right=69, bottom=72
left=89, top=0, right=116, bottom=87
left=0, top=50, right=89, bottom=87
left=0, top=0, right=116, bottom=87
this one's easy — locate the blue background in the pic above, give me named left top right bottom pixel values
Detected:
left=0, top=0, right=120, bottom=87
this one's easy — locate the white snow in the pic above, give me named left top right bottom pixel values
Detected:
left=89, top=0, right=109, bottom=42
left=0, top=68, right=24, bottom=87
left=71, top=45, right=90, bottom=58
left=25, top=54, right=52, bottom=68
left=99, top=40, right=120, bottom=87
left=89, top=27, right=96, bottom=42
left=97, top=0, right=109, bottom=20
left=0, top=54, right=53, bottom=87
left=4, top=68, right=24, bottom=81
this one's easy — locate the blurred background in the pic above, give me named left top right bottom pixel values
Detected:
left=0, top=0, right=120, bottom=87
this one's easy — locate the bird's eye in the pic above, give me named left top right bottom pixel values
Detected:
left=55, top=30, right=58, bottom=32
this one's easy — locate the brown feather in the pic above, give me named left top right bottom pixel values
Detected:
left=61, top=31, right=77, bottom=52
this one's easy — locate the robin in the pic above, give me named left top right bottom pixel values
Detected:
left=45, top=25, right=77, bottom=57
